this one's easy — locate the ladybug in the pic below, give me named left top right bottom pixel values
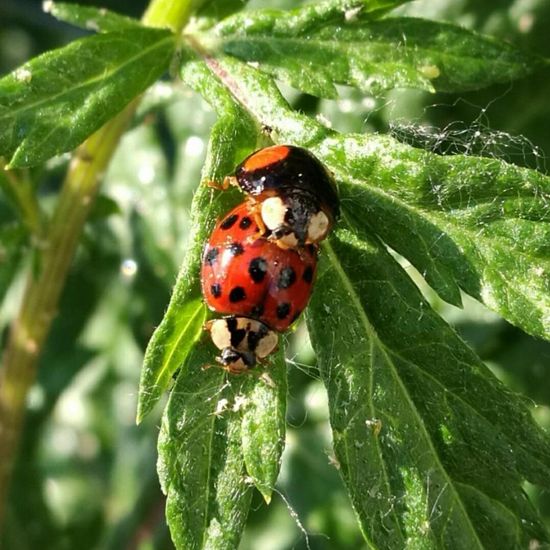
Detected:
left=201, top=202, right=318, bottom=372
left=225, top=145, right=339, bottom=249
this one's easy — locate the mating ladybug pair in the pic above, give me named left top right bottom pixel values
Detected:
left=200, top=145, right=339, bottom=373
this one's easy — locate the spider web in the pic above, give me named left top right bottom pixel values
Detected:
left=387, top=97, right=548, bottom=173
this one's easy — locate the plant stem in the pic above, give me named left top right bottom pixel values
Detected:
left=143, top=0, right=196, bottom=32
left=0, top=0, right=194, bottom=532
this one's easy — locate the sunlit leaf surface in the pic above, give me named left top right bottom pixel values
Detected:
left=0, top=28, right=174, bottom=167
left=202, top=7, right=542, bottom=97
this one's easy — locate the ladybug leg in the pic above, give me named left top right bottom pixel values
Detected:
left=204, top=180, right=224, bottom=190
left=224, top=176, right=239, bottom=189
left=204, top=176, right=237, bottom=191
left=246, top=198, right=268, bottom=237
left=214, top=355, right=249, bottom=375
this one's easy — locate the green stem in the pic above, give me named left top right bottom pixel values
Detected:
left=143, top=0, right=196, bottom=32
left=0, top=0, right=194, bottom=532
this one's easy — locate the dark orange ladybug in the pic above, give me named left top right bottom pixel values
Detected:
left=225, top=145, right=339, bottom=248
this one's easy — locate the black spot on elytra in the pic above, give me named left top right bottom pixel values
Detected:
left=229, top=286, right=246, bottom=303
left=278, top=267, right=296, bottom=289
left=276, top=302, right=291, bottom=319
left=239, top=216, right=252, bottom=230
left=221, top=213, right=238, bottom=230
left=302, top=265, right=314, bottom=284
left=210, top=283, right=222, bottom=298
left=204, top=247, right=219, bottom=266
left=228, top=242, right=244, bottom=256
left=250, top=304, right=264, bottom=317
left=248, top=257, right=268, bottom=283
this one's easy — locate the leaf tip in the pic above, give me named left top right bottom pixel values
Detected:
left=257, top=485, right=272, bottom=505
left=136, top=390, right=155, bottom=425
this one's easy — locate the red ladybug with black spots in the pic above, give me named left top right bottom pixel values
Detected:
left=201, top=202, right=318, bottom=373
left=223, top=145, right=339, bottom=249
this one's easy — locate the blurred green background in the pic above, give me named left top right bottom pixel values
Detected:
left=1, top=0, right=549, bottom=548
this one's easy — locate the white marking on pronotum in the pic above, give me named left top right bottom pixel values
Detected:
left=261, top=196, right=287, bottom=231
left=307, top=210, right=329, bottom=242
left=209, top=319, right=232, bottom=350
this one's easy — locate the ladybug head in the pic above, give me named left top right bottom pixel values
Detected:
left=218, top=347, right=256, bottom=374
left=206, top=317, right=278, bottom=373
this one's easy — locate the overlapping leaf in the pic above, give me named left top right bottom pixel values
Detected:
left=198, top=3, right=542, bottom=98
left=0, top=28, right=174, bottom=168
left=319, top=134, right=550, bottom=336
left=173, top=56, right=550, bottom=545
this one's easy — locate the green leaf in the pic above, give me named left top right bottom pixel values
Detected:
left=0, top=28, right=175, bottom=168
left=159, top=347, right=253, bottom=550
left=146, top=58, right=289, bottom=547
left=307, top=227, right=550, bottom=547
left=159, top=344, right=288, bottom=549
left=185, top=57, right=550, bottom=544
left=137, top=52, right=259, bottom=422
left=44, top=2, right=143, bottom=33
left=202, top=11, right=543, bottom=98
left=241, top=348, right=287, bottom=503
left=199, top=57, right=550, bottom=338
left=318, top=133, right=550, bottom=337
left=138, top=296, right=207, bottom=422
